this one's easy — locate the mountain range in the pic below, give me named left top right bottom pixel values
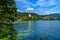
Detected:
left=43, top=13, right=60, bottom=17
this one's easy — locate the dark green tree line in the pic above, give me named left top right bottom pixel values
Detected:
left=0, top=0, right=17, bottom=40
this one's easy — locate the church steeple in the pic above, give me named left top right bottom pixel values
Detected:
left=29, top=14, right=31, bottom=17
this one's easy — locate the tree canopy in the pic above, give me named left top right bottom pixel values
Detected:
left=0, top=0, right=17, bottom=40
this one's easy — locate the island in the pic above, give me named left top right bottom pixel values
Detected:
left=16, top=12, right=60, bottom=21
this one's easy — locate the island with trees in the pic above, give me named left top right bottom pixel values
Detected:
left=16, top=12, right=60, bottom=21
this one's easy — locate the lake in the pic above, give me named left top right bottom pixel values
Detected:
left=13, top=20, right=60, bottom=40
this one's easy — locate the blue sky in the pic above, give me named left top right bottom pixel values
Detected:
left=15, top=0, right=60, bottom=15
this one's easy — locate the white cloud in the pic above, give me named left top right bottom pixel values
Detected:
left=36, top=0, right=46, bottom=6
left=35, top=0, right=57, bottom=7
left=36, top=5, right=59, bottom=15
left=15, top=0, right=60, bottom=15
left=45, top=6, right=59, bottom=14
left=47, top=0, right=57, bottom=6
left=49, top=6, right=59, bottom=12
left=17, top=9, right=21, bottom=12
left=51, top=12, right=60, bottom=13
left=26, top=8, right=34, bottom=11
left=45, top=10, right=51, bottom=14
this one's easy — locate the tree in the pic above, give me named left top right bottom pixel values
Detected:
left=0, top=0, right=17, bottom=40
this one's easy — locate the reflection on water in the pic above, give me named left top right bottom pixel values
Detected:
left=28, top=21, right=32, bottom=32
left=13, top=20, right=60, bottom=40
left=13, top=21, right=33, bottom=40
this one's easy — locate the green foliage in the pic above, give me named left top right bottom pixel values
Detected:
left=16, top=12, right=60, bottom=21
left=0, top=0, right=17, bottom=40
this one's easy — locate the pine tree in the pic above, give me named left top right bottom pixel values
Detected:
left=0, top=0, right=17, bottom=40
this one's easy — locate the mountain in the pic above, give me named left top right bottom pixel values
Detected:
left=42, top=13, right=60, bottom=17
left=17, top=12, right=60, bottom=17
left=17, top=12, right=39, bottom=16
left=49, top=13, right=60, bottom=17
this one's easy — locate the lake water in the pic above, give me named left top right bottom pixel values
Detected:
left=13, top=20, right=60, bottom=40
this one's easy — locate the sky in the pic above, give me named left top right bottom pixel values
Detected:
left=15, top=0, right=60, bottom=15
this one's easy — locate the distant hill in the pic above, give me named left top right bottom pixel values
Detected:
left=49, top=13, right=60, bottom=17
left=41, top=13, right=60, bottom=17
left=17, top=12, right=60, bottom=17
left=17, top=12, right=39, bottom=16
left=16, top=12, right=60, bottom=20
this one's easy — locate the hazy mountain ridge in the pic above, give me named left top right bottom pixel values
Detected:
left=41, top=13, right=60, bottom=17
left=49, top=13, right=60, bottom=17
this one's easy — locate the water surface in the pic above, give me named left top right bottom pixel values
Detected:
left=13, top=20, right=60, bottom=40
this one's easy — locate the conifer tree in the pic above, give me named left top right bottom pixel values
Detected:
left=0, top=0, right=17, bottom=40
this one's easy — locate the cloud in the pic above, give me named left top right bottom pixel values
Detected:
left=36, top=5, right=60, bottom=15
left=35, top=0, right=60, bottom=15
left=17, top=9, right=20, bottom=12
left=26, top=8, right=34, bottom=11
left=35, top=0, right=46, bottom=6
left=35, top=0, right=58, bottom=7
left=15, top=0, right=60, bottom=15
left=47, top=0, right=57, bottom=6
left=51, top=12, right=60, bottom=13
left=45, top=6, right=60, bottom=14
left=44, top=10, right=51, bottom=15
